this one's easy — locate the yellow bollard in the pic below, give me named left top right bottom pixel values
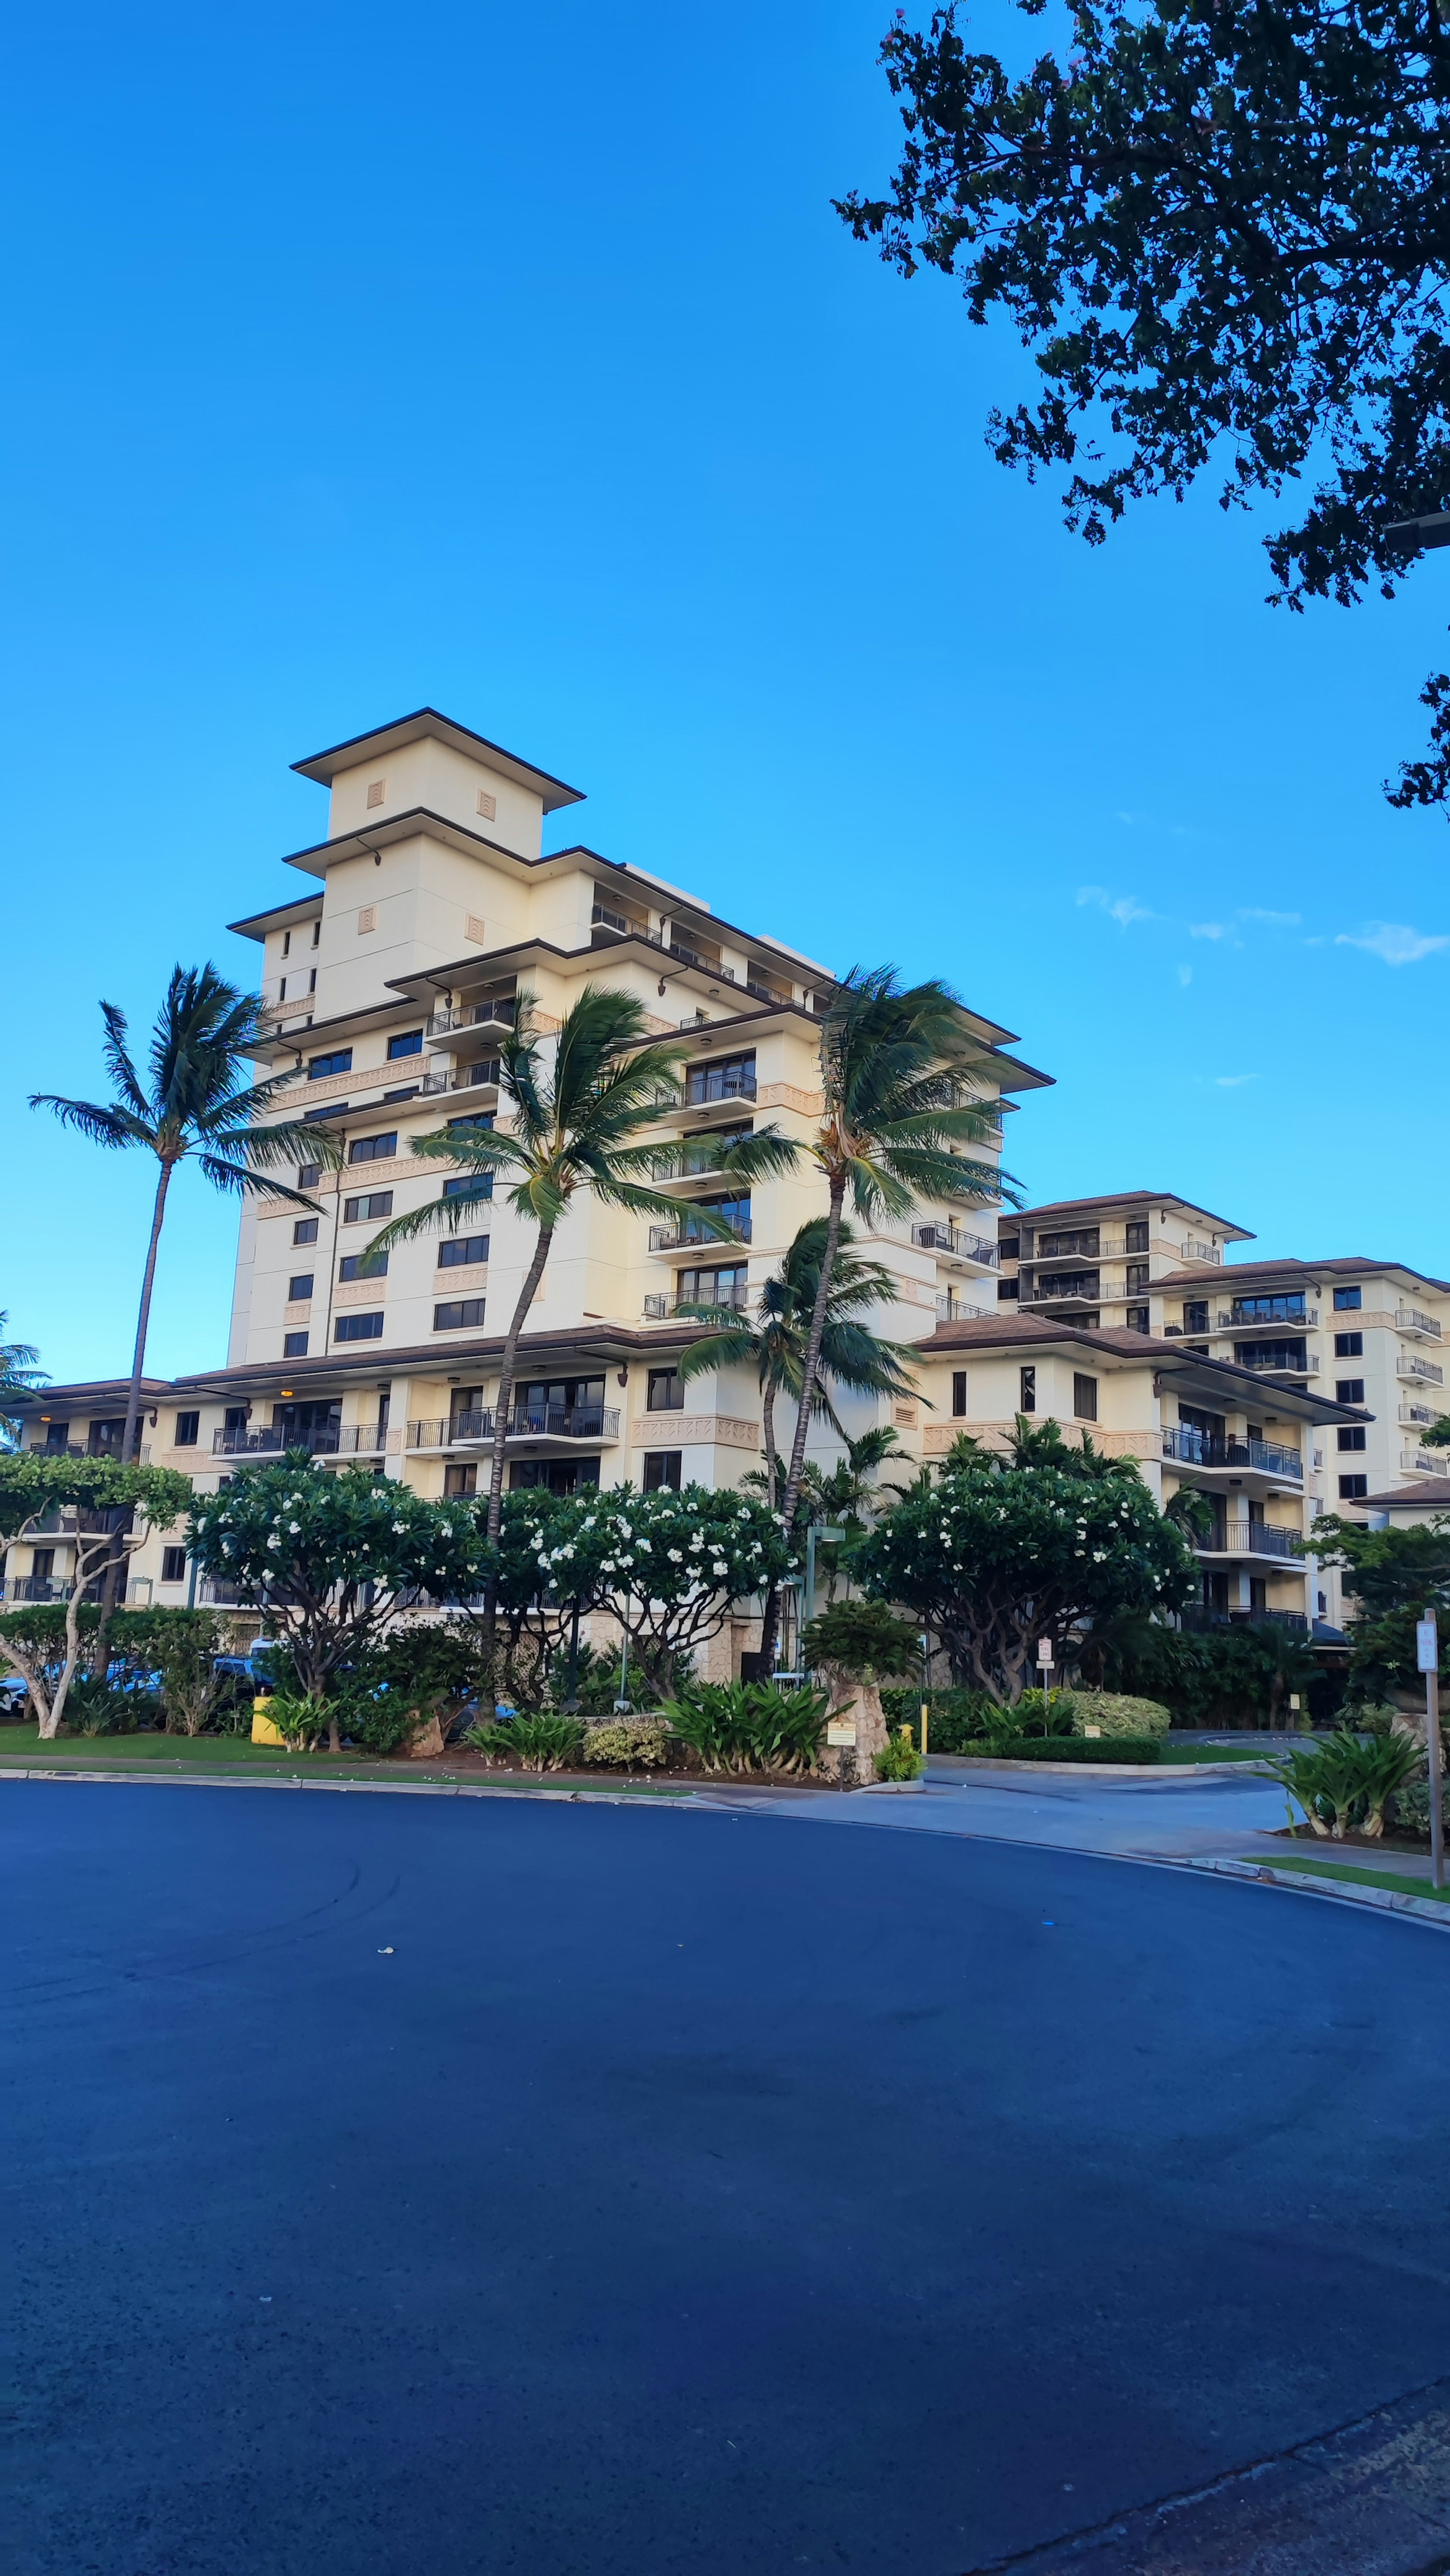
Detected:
left=251, top=1695, right=287, bottom=1747
left=920, top=1699, right=929, bottom=1759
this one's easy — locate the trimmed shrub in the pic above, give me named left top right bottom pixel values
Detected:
left=466, top=1712, right=585, bottom=1772
left=957, top=1736, right=1164, bottom=1764
left=579, top=1717, right=672, bottom=1769
left=874, top=1729, right=924, bottom=1781
left=1065, top=1689, right=1172, bottom=1739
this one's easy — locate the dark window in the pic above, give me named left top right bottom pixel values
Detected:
left=173, top=1411, right=199, bottom=1447
left=997, top=1276, right=1018, bottom=1301
left=1125, top=1305, right=1150, bottom=1333
left=444, top=1464, right=477, bottom=1497
left=334, top=1313, right=384, bottom=1341
left=643, top=1451, right=683, bottom=1491
left=224, top=1407, right=247, bottom=1431
left=447, top=1110, right=495, bottom=1132
left=387, top=1029, right=424, bottom=1059
left=1182, top=1301, right=1209, bottom=1335
left=444, top=1175, right=493, bottom=1201
left=434, top=1299, right=486, bottom=1330
left=42, top=1421, right=70, bottom=1452
left=1334, top=1285, right=1363, bottom=1311
left=288, top=1274, right=314, bottom=1301
left=952, top=1371, right=967, bottom=1418
left=31, top=1548, right=54, bottom=1580
left=308, top=1049, right=352, bottom=1080
left=384, top=1087, right=419, bottom=1103
left=509, top=1458, right=601, bottom=1495
left=1337, top=1426, right=1367, bottom=1451
left=349, top=1131, right=397, bottom=1164
left=343, top=1191, right=393, bottom=1223
left=439, top=1236, right=489, bottom=1267
left=283, top=1331, right=309, bottom=1358
left=88, top=1417, right=127, bottom=1454
left=648, top=1368, right=684, bottom=1412
left=1335, top=1331, right=1364, bottom=1358
left=1338, top=1473, right=1368, bottom=1499
left=998, top=1235, right=1020, bottom=1263
left=1336, top=1379, right=1365, bottom=1404
left=338, top=1253, right=386, bottom=1283
left=304, top=1102, right=349, bottom=1123
left=1125, top=1262, right=1149, bottom=1294
left=1125, top=1219, right=1150, bottom=1254
left=675, top=1264, right=749, bottom=1309
left=1039, top=1229, right=1100, bottom=1259
left=160, top=1547, right=187, bottom=1584
left=1020, top=1366, right=1036, bottom=1415
left=1234, top=1339, right=1308, bottom=1372
left=684, top=1053, right=756, bottom=1105
left=1233, top=1294, right=1307, bottom=1324
left=297, top=1162, right=321, bottom=1190
left=1073, top=1373, right=1098, bottom=1422
left=293, top=1217, right=319, bottom=1245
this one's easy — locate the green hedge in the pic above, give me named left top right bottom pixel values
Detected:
left=880, top=1686, right=996, bottom=1750
left=956, top=1736, right=1164, bottom=1765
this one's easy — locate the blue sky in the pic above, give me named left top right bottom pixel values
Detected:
left=5, top=0, right=1449, bottom=1387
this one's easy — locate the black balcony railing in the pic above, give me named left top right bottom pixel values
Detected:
left=1162, top=1427, right=1303, bottom=1479
left=913, top=1221, right=999, bottom=1267
left=6, top=1576, right=67, bottom=1602
left=1198, top=1521, right=1301, bottom=1560
left=649, top=1210, right=752, bottom=1250
left=683, top=1065, right=756, bottom=1106
left=211, top=1424, right=386, bottom=1457
left=407, top=1407, right=620, bottom=1448
left=1178, top=1605, right=1308, bottom=1636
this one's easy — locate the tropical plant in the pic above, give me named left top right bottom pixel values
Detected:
left=0, top=1315, right=46, bottom=1449
left=1061, top=1689, right=1172, bottom=1741
left=29, top=965, right=340, bottom=1622
left=676, top=1221, right=919, bottom=1509
left=578, top=1715, right=673, bottom=1768
left=802, top=1597, right=922, bottom=1680
left=839, top=0, right=1450, bottom=805
left=1311, top=1511, right=1450, bottom=1698
left=0, top=1455, right=193, bottom=1736
left=992, top=1688, right=1077, bottom=1743
left=855, top=1428, right=1197, bottom=1703
left=1265, top=1727, right=1422, bottom=1840
left=466, top=1711, right=585, bottom=1772
left=874, top=1729, right=924, bottom=1781
left=1163, top=1485, right=1217, bottom=1545
left=186, top=1460, right=491, bottom=1747
left=660, top=1679, right=831, bottom=1775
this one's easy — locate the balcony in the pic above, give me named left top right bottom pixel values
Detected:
left=649, top=1209, right=752, bottom=1253
left=1398, top=1305, right=1443, bottom=1341
left=648, top=1133, right=750, bottom=1186
left=1400, top=1403, right=1445, bottom=1426
left=407, top=1406, right=620, bottom=1451
left=197, top=1579, right=264, bottom=1607
left=643, top=1286, right=750, bottom=1319
left=211, top=1424, right=387, bottom=1457
left=1197, top=1521, right=1302, bottom=1561
left=427, top=1003, right=515, bottom=1041
left=1402, top=1449, right=1449, bottom=1476
left=1231, top=1343, right=1315, bottom=1377
left=745, top=976, right=790, bottom=1006
left=6, top=1576, right=67, bottom=1602
left=1399, top=1354, right=1446, bottom=1386
left=1162, top=1427, right=1303, bottom=1480
left=1182, top=1238, right=1221, bottom=1264
left=914, top=1221, right=999, bottom=1269
left=1179, top=1604, right=1307, bottom=1635
left=935, top=1291, right=992, bottom=1324
left=1020, top=1278, right=1100, bottom=1310
left=1220, top=1304, right=1318, bottom=1330
left=683, top=1066, right=756, bottom=1107
left=590, top=901, right=657, bottom=944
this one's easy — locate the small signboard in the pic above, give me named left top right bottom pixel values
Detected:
left=826, top=1718, right=856, bottom=1747
left=1036, top=1638, right=1054, bottom=1668
left=1417, top=1617, right=1439, bottom=1674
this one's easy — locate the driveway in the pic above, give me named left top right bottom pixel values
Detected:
left=9, top=1781, right=1450, bottom=2574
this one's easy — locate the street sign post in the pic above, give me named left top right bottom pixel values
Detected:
left=1417, top=1609, right=1444, bottom=1890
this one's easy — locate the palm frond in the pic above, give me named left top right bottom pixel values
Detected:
left=98, top=1002, right=152, bottom=1121
left=28, top=1094, right=151, bottom=1149
left=195, top=1155, right=321, bottom=1207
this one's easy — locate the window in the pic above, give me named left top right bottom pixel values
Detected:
left=161, top=1547, right=187, bottom=1585
left=1073, top=1373, right=1098, bottom=1422
left=366, top=778, right=386, bottom=807
left=288, top=1274, right=314, bottom=1301
left=31, top=1548, right=54, bottom=1580
left=1337, top=1426, right=1367, bottom=1451
left=444, top=1174, right=493, bottom=1201
left=998, top=1236, right=1020, bottom=1264
left=1125, top=1262, right=1149, bottom=1295
left=444, top=1464, right=477, bottom=1497
left=297, top=1162, right=321, bottom=1191
left=997, top=1276, right=1019, bottom=1301
left=304, top=1102, right=349, bottom=1124
left=684, top=1052, right=756, bottom=1105
left=282, top=931, right=292, bottom=957
left=339, top=1253, right=386, bottom=1282
left=1126, top=1305, right=1150, bottom=1334
left=643, top=1451, right=683, bottom=1492
left=648, top=1367, right=684, bottom=1412
left=1020, top=1365, right=1036, bottom=1414
left=1335, top=1331, right=1364, bottom=1358
left=439, top=1236, right=489, bottom=1267
left=309, top=968, right=316, bottom=992
left=278, top=977, right=287, bottom=1000
left=308, top=1050, right=352, bottom=1080
left=358, top=905, right=377, bottom=934
left=42, top=1421, right=70, bottom=1452
left=1125, top=1219, right=1150, bottom=1254
left=384, top=1085, right=419, bottom=1104
left=311, top=919, right=321, bottom=948
left=1338, top=1473, right=1368, bottom=1499
left=1183, top=1302, right=1209, bottom=1335
left=1334, top=1285, right=1363, bottom=1310
left=343, top=1191, right=393, bottom=1224
left=434, top=1298, right=486, bottom=1330
left=675, top=1264, right=748, bottom=1309
left=283, top=1331, right=309, bottom=1358
left=447, top=1110, right=495, bottom=1132
left=173, top=1411, right=199, bottom=1447
left=1040, top=1228, right=1099, bottom=1259
left=510, top=1458, right=600, bottom=1494
left=388, top=1029, right=423, bottom=1059
left=349, top=1131, right=397, bottom=1164
left=952, top=1371, right=967, bottom=1418
left=334, top=1313, right=384, bottom=1341
left=1232, top=1294, right=1307, bottom=1324
left=1336, top=1378, right=1365, bottom=1404
left=293, top=1217, right=319, bottom=1246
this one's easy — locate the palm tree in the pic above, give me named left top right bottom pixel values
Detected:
left=31, top=965, right=341, bottom=1604
left=756, top=965, right=1015, bottom=1663
left=363, top=984, right=793, bottom=1566
left=0, top=1317, right=47, bottom=1449
left=675, top=1220, right=918, bottom=1509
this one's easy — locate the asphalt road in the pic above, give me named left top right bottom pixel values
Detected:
left=8, top=1782, right=1450, bottom=2576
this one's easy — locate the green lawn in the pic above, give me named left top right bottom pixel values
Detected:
left=0, top=1724, right=693, bottom=1793
left=1266, top=1854, right=1450, bottom=1902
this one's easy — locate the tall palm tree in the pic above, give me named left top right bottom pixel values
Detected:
left=363, top=983, right=793, bottom=1561
left=31, top=965, right=341, bottom=1603
left=756, top=966, right=1016, bottom=1663
left=0, top=1317, right=47, bottom=1449
left=674, top=1219, right=919, bottom=1508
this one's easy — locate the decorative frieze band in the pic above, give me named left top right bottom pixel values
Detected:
left=629, top=1414, right=759, bottom=1450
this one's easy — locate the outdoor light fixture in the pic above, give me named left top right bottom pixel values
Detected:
left=1385, top=510, right=1450, bottom=550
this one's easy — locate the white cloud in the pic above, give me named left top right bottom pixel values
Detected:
left=1214, top=1073, right=1257, bottom=1088
left=1077, top=885, right=1155, bottom=928
left=1237, top=908, right=1301, bottom=928
left=1177, top=964, right=1192, bottom=987
left=1189, top=921, right=1229, bottom=941
left=1335, top=921, right=1450, bottom=967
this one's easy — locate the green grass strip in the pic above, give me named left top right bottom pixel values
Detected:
left=1267, top=1855, right=1450, bottom=1902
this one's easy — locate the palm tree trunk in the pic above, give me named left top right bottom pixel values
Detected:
left=94, top=1158, right=173, bottom=1655
left=762, top=1382, right=779, bottom=1512
left=483, top=1224, right=554, bottom=1706
left=758, top=1176, right=847, bottom=1670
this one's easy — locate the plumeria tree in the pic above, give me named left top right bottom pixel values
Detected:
left=0, top=1455, right=194, bottom=1736
left=187, top=1459, right=493, bottom=1748
left=523, top=1483, right=796, bottom=1698
left=855, top=1425, right=1197, bottom=1704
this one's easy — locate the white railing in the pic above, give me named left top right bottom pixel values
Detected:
left=1399, top=1355, right=1445, bottom=1385
left=1398, top=1305, right=1444, bottom=1340
left=1402, top=1449, right=1448, bottom=1475
left=1182, top=1238, right=1220, bottom=1263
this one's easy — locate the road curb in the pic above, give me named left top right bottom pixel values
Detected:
left=936, top=1754, right=1267, bottom=1781
left=0, top=1766, right=703, bottom=1807
left=1175, top=1852, right=1450, bottom=1930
